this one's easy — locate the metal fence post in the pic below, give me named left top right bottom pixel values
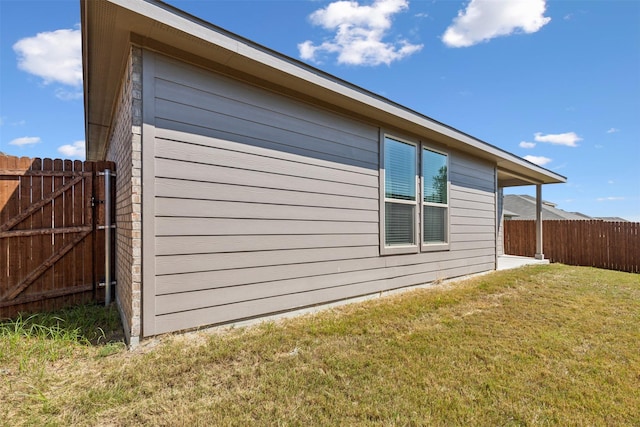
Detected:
left=104, top=169, right=112, bottom=306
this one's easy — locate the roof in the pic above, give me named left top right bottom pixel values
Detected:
left=504, top=195, right=592, bottom=221
left=595, top=217, right=629, bottom=222
left=502, top=209, right=520, bottom=218
left=81, top=0, right=567, bottom=186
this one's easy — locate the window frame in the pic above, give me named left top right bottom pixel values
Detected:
left=379, top=132, right=451, bottom=255
left=420, top=144, right=450, bottom=252
left=379, top=134, right=419, bottom=255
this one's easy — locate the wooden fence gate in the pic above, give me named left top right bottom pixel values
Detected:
left=1, top=155, right=115, bottom=318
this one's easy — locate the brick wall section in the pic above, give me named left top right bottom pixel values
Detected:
left=105, top=46, right=143, bottom=345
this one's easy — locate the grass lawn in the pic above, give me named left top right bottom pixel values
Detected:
left=1, top=264, right=639, bottom=425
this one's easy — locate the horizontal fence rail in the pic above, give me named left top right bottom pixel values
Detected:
left=0, top=155, right=115, bottom=318
left=504, top=220, right=639, bottom=273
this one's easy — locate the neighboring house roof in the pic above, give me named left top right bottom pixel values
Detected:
left=595, top=217, right=629, bottom=222
left=503, top=209, right=520, bottom=218
left=82, top=0, right=566, bottom=188
left=571, top=212, right=594, bottom=220
left=504, top=195, right=593, bottom=221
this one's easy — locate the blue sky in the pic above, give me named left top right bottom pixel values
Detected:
left=1, top=0, right=639, bottom=221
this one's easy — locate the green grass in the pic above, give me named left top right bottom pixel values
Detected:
left=1, top=264, right=639, bottom=425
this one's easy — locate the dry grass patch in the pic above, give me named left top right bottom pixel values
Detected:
left=1, top=264, right=639, bottom=425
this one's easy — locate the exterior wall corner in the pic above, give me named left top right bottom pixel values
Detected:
left=105, top=45, right=143, bottom=344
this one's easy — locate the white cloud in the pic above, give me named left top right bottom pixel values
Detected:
left=607, top=180, right=614, bottom=184
left=534, top=131, right=582, bottom=147
left=1, top=118, right=26, bottom=127
left=606, top=127, right=619, bottom=134
left=442, top=0, right=551, bottom=48
left=298, top=0, right=423, bottom=66
left=519, top=141, right=536, bottom=149
left=55, top=88, right=83, bottom=101
left=523, top=155, right=552, bottom=166
left=596, top=196, right=625, bottom=202
left=9, top=136, right=41, bottom=147
left=13, top=27, right=82, bottom=87
left=57, top=140, right=85, bottom=158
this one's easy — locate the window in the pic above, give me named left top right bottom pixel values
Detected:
left=383, top=136, right=417, bottom=247
left=381, top=134, right=449, bottom=254
left=422, top=148, right=448, bottom=246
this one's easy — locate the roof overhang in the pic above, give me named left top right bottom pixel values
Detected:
left=82, top=0, right=566, bottom=186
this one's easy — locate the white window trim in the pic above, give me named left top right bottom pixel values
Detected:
left=421, top=144, right=450, bottom=252
left=379, top=132, right=451, bottom=255
left=379, top=133, right=419, bottom=255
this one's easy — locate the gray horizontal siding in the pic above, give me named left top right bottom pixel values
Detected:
left=449, top=153, right=495, bottom=252
left=156, top=254, right=496, bottom=315
left=155, top=178, right=378, bottom=211
left=155, top=127, right=378, bottom=177
left=154, top=260, right=494, bottom=334
left=154, top=117, right=378, bottom=170
left=154, top=138, right=377, bottom=188
left=143, top=51, right=497, bottom=336
left=155, top=157, right=378, bottom=199
left=156, top=246, right=380, bottom=275
left=497, top=188, right=505, bottom=256
left=155, top=198, right=379, bottom=223
left=449, top=197, right=495, bottom=213
left=155, top=78, right=378, bottom=155
left=154, top=57, right=378, bottom=145
left=155, top=217, right=378, bottom=236
left=450, top=154, right=495, bottom=189
left=155, top=234, right=379, bottom=256
left=155, top=247, right=496, bottom=295
left=153, top=57, right=379, bottom=169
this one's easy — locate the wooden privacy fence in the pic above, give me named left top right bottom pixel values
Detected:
left=504, top=220, right=640, bottom=273
left=0, top=155, right=115, bottom=318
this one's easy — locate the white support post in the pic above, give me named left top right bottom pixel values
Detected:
left=535, top=184, right=544, bottom=260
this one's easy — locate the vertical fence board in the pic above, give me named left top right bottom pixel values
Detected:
left=7, top=156, right=20, bottom=301
left=73, top=160, right=84, bottom=292
left=52, top=159, right=64, bottom=304
left=40, top=158, right=55, bottom=313
left=0, top=159, right=8, bottom=290
left=18, top=158, right=32, bottom=311
left=63, top=159, right=75, bottom=305
left=30, top=159, right=44, bottom=312
left=18, top=158, right=31, bottom=300
left=505, top=220, right=639, bottom=273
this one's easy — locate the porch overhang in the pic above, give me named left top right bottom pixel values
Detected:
left=497, top=168, right=560, bottom=188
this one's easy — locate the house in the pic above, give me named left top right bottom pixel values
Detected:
left=504, top=194, right=591, bottom=221
left=504, top=195, right=629, bottom=222
left=81, top=0, right=566, bottom=345
left=594, top=217, right=629, bottom=222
